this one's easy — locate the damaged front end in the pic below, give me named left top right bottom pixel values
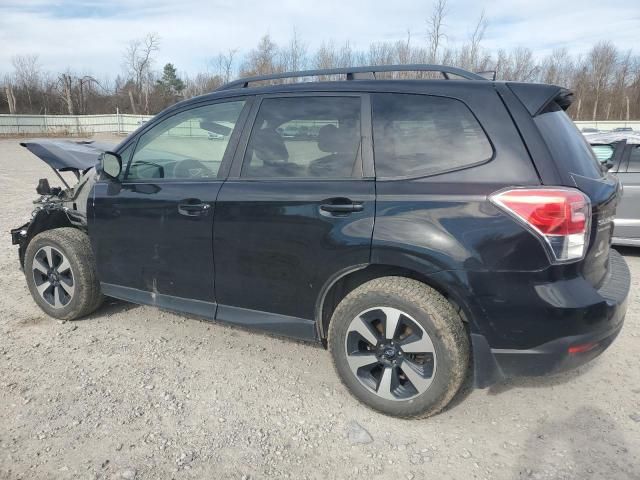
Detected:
left=11, top=139, right=110, bottom=268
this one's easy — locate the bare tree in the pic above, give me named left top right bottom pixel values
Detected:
left=58, top=72, right=75, bottom=114
left=587, top=41, right=617, bottom=120
left=280, top=28, right=307, bottom=74
left=426, top=0, right=447, bottom=63
left=3, top=27, right=640, bottom=120
left=540, top=48, right=573, bottom=86
left=313, top=41, right=338, bottom=73
left=123, top=33, right=160, bottom=114
left=184, top=72, right=224, bottom=97
left=456, top=10, right=488, bottom=71
left=614, top=50, right=632, bottom=120
left=212, top=49, right=238, bottom=84
left=12, top=54, right=41, bottom=112
left=368, top=42, right=395, bottom=67
left=240, top=34, right=281, bottom=77
left=3, top=77, right=17, bottom=114
left=77, top=75, right=103, bottom=114
left=468, top=10, right=488, bottom=70
left=397, top=31, right=413, bottom=65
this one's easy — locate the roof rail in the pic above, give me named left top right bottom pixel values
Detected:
left=216, top=64, right=487, bottom=91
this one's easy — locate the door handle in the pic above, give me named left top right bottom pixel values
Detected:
left=319, top=199, right=364, bottom=216
left=178, top=199, right=211, bottom=217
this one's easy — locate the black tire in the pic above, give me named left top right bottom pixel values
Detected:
left=24, top=228, right=104, bottom=320
left=328, top=276, right=469, bottom=418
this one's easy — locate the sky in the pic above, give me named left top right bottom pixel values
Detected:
left=1, top=0, right=639, bottom=79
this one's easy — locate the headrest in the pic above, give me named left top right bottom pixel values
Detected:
left=251, top=129, right=288, bottom=162
left=318, top=124, right=357, bottom=154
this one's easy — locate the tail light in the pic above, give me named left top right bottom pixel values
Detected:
left=490, top=188, right=591, bottom=263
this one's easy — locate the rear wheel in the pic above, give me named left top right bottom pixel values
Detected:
left=328, top=277, right=469, bottom=418
left=24, top=228, right=103, bottom=320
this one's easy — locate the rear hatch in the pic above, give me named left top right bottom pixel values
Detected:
left=532, top=102, right=620, bottom=287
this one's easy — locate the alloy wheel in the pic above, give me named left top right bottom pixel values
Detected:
left=32, top=246, right=75, bottom=309
left=344, top=307, right=436, bottom=401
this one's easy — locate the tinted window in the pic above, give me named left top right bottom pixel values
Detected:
left=242, top=97, right=361, bottom=178
left=591, top=145, right=614, bottom=164
left=126, top=101, right=245, bottom=180
left=372, top=93, right=492, bottom=178
left=116, top=143, right=134, bottom=180
left=534, top=107, right=603, bottom=179
left=627, top=146, right=640, bottom=173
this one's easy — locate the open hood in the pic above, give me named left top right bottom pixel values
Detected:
left=20, top=139, right=116, bottom=173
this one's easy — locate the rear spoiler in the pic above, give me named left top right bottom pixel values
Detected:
left=506, top=82, right=573, bottom=117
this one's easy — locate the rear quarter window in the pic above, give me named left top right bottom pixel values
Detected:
left=534, top=107, right=604, bottom=179
left=372, top=93, right=493, bottom=178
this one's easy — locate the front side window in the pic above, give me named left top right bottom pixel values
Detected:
left=372, top=93, right=493, bottom=178
left=116, top=142, right=134, bottom=180
left=242, top=96, right=361, bottom=179
left=126, top=100, right=245, bottom=181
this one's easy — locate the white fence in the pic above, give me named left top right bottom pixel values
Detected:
left=0, top=114, right=154, bottom=136
left=574, top=121, right=639, bottom=131
left=0, top=114, right=637, bottom=137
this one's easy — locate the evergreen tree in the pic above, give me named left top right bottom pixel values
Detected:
left=157, top=63, right=185, bottom=95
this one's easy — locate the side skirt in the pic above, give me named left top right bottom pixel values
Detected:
left=216, top=304, right=318, bottom=342
left=100, top=283, right=319, bottom=342
left=101, top=283, right=216, bottom=319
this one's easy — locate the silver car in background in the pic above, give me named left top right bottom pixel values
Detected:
left=587, top=132, right=640, bottom=246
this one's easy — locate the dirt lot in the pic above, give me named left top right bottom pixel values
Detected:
left=0, top=137, right=638, bottom=480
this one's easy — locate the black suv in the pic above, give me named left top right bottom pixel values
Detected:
left=11, top=65, right=630, bottom=418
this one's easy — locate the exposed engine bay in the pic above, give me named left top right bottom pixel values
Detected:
left=11, top=139, right=112, bottom=266
left=31, top=166, right=98, bottom=228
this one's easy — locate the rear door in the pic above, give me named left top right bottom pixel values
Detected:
left=614, top=144, right=640, bottom=242
left=90, top=99, right=249, bottom=312
left=212, top=93, right=375, bottom=339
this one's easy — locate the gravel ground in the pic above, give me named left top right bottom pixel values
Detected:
left=0, top=137, right=638, bottom=480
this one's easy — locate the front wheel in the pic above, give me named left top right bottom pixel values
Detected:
left=24, top=228, right=103, bottom=320
left=328, top=277, right=469, bottom=418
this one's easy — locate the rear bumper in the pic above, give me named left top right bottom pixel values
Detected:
left=472, top=249, right=630, bottom=387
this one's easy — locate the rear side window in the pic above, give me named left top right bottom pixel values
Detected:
left=242, top=96, right=361, bottom=179
left=591, top=145, right=614, bottom=164
left=372, top=93, right=493, bottom=178
left=534, top=107, right=604, bottom=179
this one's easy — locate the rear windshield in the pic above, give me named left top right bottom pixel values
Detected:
left=534, top=106, right=604, bottom=179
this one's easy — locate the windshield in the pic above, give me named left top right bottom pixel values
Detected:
left=534, top=107, right=604, bottom=179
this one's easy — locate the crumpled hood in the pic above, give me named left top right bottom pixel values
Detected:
left=20, top=139, right=116, bottom=172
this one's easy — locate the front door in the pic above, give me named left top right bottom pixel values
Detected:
left=90, top=99, right=249, bottom=314
left=213, top=94, right=375, bottom=338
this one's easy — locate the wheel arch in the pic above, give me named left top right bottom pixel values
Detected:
left=315, top=263, right=475, bottom=342
left=18, top=210, right=76, bottom=268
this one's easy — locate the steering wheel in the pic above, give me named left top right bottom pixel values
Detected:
left=174, top=159, right=213, bottom=179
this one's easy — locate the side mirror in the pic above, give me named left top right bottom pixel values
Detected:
left=100, top=152, right=122, bottom=180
